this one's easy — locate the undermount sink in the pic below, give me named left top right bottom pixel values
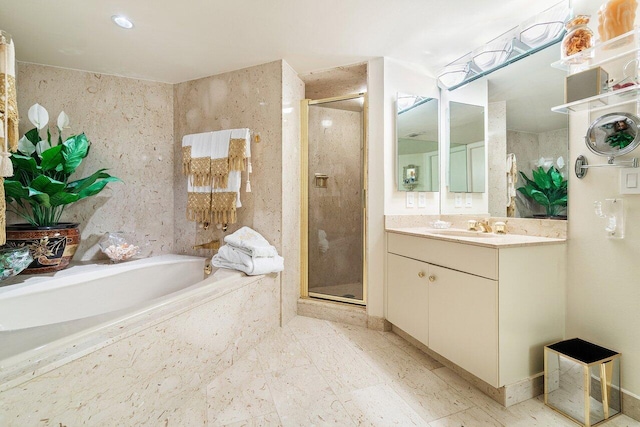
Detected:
left=429, top=229, right=497, bottom=238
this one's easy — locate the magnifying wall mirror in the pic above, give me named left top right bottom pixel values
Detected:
left=586, top=112, right=640, bottom=157
left=396, top=94, right=439, bottom=192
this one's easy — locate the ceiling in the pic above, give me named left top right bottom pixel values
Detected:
left=1, top=0, right=562, bottom=84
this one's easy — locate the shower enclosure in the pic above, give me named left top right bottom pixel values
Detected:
left=300, top=93, right=366, bottom=305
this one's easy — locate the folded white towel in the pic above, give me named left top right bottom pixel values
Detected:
left=224, top=226, right=278, bottom=258
left=212, top=245, right=284, bottom=276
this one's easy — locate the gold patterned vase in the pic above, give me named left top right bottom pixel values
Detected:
left=4, top=223, right=80, bottom=274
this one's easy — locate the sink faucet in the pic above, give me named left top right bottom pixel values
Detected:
left=476, top=220, right=493, bottom=233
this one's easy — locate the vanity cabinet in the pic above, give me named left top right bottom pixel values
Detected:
left=428, top=264, right=498, bottom=386
left=386, top=253, right=429, bottom=345
left=386, top=231, right=565, bottom=389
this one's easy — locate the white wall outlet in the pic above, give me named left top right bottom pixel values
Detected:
left=620, top=168, right=640, bottom=194
left=418, top=192, right=427, bottom=208
left=465, top=193, right=473, bottom=207
left=406, top=192, right=415, bottom=208
left=454, top=193, right=463, bottom=208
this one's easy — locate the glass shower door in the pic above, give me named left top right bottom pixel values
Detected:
left=306, top=95, right=365, bottom=304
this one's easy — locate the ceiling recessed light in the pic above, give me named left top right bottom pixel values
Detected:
left=111, top=15, right=134, bottom=29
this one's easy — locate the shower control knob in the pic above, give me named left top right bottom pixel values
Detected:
left=417, top=271, right=425, bottom=278
left=428, top=275, right=436, bottom=282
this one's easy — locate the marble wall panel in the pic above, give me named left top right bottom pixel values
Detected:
left=173, top=61, right=283, bottom=256
left=15, top=63, right=175, bottom=260
left=488, top=101, right=507, bottom=217
left=301, top=63, right=367, bottom=100
left=538, top=128, right=568, bottom=169
left=0, top=275, right=280, bottom=426
left=308, top=106, right=363, bottom=291
left=281, top=62, right=305, bottom=324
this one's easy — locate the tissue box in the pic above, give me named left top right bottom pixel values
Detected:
left=565, top=67, right=609, bottom=104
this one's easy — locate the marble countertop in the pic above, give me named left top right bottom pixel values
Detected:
left=386, top=227, right=566, bottom=248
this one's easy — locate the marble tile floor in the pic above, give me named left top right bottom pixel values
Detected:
left=207, top=316, right=640, bottom=426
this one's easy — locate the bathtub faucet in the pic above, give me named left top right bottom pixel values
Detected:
left=193, top=239, right=221, bottom=251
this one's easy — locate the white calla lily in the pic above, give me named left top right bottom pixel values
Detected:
left=28, top=103, right=49, bottom=130
left=35, top=140, right=51, bottom=157
left=17, top=135, right=36, bottom=156
left=556, top=156, right=565, bottom=169
left=57, top=111, right=70, bottom=130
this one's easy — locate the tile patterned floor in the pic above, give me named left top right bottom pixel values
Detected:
left=207, top=316, right=640, bottom=427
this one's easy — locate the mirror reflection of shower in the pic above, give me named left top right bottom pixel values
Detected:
left=306, top=94, right=365, bottom=304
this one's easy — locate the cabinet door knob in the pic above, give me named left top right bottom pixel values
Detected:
left=418, top=271, right=425, bottom=278
left=429, top=275, right=436, bottom=282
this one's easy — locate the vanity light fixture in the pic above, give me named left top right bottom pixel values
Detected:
left=111, top=15, right=134, bottom=29
left=437, top=0, right=569, bottom=90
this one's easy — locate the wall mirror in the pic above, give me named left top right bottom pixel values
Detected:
left=449, top=102, right=485, bottom=193
left=396, top=94, right=439, bottom=192
left=445, top=42, right=568, bottom=218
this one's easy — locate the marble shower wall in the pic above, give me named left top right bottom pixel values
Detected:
left=308, top=105, right=363, bottom=290
left=173, top=60, right=303, bottom=323
left=15, top=63, right=175, bottom=260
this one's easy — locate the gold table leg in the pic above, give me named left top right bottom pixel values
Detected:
left=601, top=361, right=612, bottom=420
left=584, top=365, right=591, bottom=427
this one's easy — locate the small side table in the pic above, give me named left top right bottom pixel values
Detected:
left=544, top=338, right=621, bottom=427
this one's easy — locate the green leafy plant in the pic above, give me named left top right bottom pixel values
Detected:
left=517, top=166, right=567, bottom=217
left=4, top=104, right=120, bottom=227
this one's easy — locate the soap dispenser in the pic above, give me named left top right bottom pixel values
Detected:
left=594, top=198, right=625, bottom=239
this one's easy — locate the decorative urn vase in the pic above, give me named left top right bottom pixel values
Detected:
left=5, top=223, right=80, bottom=274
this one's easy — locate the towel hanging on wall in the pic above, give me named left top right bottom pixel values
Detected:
left=0, top=30, right=18, bottom=245
left=181, top=128, right=251, bottom=225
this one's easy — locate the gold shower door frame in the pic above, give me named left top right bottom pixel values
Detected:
left=300, top=93, right=368, bottom=306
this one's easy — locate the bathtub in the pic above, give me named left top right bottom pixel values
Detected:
left=0, top=255, right=208, bottom=372
left=0, top=254, right=281, bottom=424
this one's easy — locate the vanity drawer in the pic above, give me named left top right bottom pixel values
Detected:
left=387, top=232, right=498, bottom=280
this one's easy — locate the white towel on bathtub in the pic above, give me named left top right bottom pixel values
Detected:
left=223, top=226, right=278, bottom=258
left=212, top=245, right=284, bottom=275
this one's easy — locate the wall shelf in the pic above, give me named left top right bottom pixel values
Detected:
left=551, top=27, right=640, bottom=114
left=551, top=27, right=640, bottom=73
left=551, top=84, right=640, bottom=113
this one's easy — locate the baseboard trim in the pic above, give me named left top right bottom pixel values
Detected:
left=392, top=325, right=543, bottom=407
left=623, top=391, right=640, bottom=421
left=367, top=315, right=392, bottom=332
left=297, top=298, right=367, bottom=327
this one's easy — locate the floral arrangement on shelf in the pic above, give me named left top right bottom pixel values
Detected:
left=517, top=157, right=568, bottom=218
left=4, top=104, right=121, bottom=227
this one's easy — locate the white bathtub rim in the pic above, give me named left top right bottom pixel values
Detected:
left=0, top=267, right=272, bottom=393
left=0, top=254, right=204, bottom=298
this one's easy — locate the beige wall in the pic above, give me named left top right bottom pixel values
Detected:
left=15, top=63, right=175, bottom=260
left=567, top=111, right=640, bottom=398
left=307, top=106, right=363, bottom=290
left=173, top=60, right=302, bottom=324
